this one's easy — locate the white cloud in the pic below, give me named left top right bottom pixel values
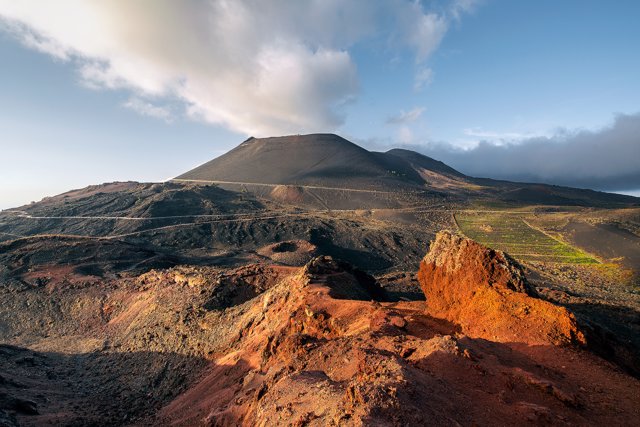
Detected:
left=397, top=126, right=415, bottom=144
left=407, top=13, right=447, bottom=63
left=387, top=107, right=426, bottom=124
left=0, top=0, right=472, bottom=136
left=450, top=0, right=481, bottom=21
left=123, top=97, right=172, bottom=122
left=414, top=67, right=434, bottom=91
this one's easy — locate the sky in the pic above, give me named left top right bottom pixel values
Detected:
left=0, top=0, right=639, bottom=209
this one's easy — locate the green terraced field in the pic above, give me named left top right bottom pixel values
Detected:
left=455, top=212, right=598, bottom=264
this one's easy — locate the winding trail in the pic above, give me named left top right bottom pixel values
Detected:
left=0, top=211, right=314, bottom=241
left=0, top=202, right=572, bottom=244
left=1, top=209, right=271, bottom=221
left=171, top=178, right=423, bottom=194
left=1, top=207, right=570, bottom=222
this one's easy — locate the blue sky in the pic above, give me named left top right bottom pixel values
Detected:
left=1, top=0, right=639, bottom=208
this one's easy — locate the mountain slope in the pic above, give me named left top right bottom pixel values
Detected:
left=176, top=134, right=427, bottom=190
left=385, top=148, right=465, bottom=177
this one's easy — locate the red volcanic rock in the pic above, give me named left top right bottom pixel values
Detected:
left=11, top=255, right=637, bottom=424
left=157, top=254, right=640, bottom=426
left=418, top=231, right=586, bottom=346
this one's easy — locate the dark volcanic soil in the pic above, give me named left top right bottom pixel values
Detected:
left=0, top=182, right=442, bottom=276
left=562, top=219, right=640, bottom=273
left=177, top=134, right=428, bottom=191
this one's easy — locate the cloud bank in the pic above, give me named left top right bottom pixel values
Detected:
left=0, top=0, right=471, bottom=136
left=415, top=113, right=640, bottom=192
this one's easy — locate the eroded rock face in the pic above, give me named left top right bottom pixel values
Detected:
left=4, top=249, right=640, bottom=426
left=301, top=255, right=388, bottom=301
left=418, top=231, right=586, bottom=346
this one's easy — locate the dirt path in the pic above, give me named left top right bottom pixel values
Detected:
left=1, top=209, right=271, bottom=221
left=0, top=206, right=579, bottom=245
left=171, top=178, right=421, bottom=194
left=0, top=212, right=313, bottom=242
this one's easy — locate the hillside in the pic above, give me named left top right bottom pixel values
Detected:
left=177, top=134, right=430, bottom=190
left=385, top=148, right=465, bottom=177
left=176, top=133, right=639, bottom=208
left=0, top=182, right=438, bottom=276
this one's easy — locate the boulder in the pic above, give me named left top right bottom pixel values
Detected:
left=418, top=231, right=585, bottom=346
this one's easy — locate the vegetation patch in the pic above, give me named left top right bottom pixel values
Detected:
left=455, top=212, right=598, bottom=264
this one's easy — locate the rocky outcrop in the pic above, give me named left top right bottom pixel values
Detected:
left=3, top=251, right=640, bottom=425
left=158, top=255, right=640, bottom=426
left=418, top=231, right=586, bottom=345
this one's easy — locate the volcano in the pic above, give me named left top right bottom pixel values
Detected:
left=177, top=133, right=455, bottom=191
left=176, top=133, right=639, bottom=207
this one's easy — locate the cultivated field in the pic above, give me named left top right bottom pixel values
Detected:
left=455, top=211, right=598, bottom=264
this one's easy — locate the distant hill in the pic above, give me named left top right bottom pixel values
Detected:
left=176, top=134, right=429, bottom=190
left=176, top=133, right=639, bottom=207
left=385, top=148, right=464, bottom=177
